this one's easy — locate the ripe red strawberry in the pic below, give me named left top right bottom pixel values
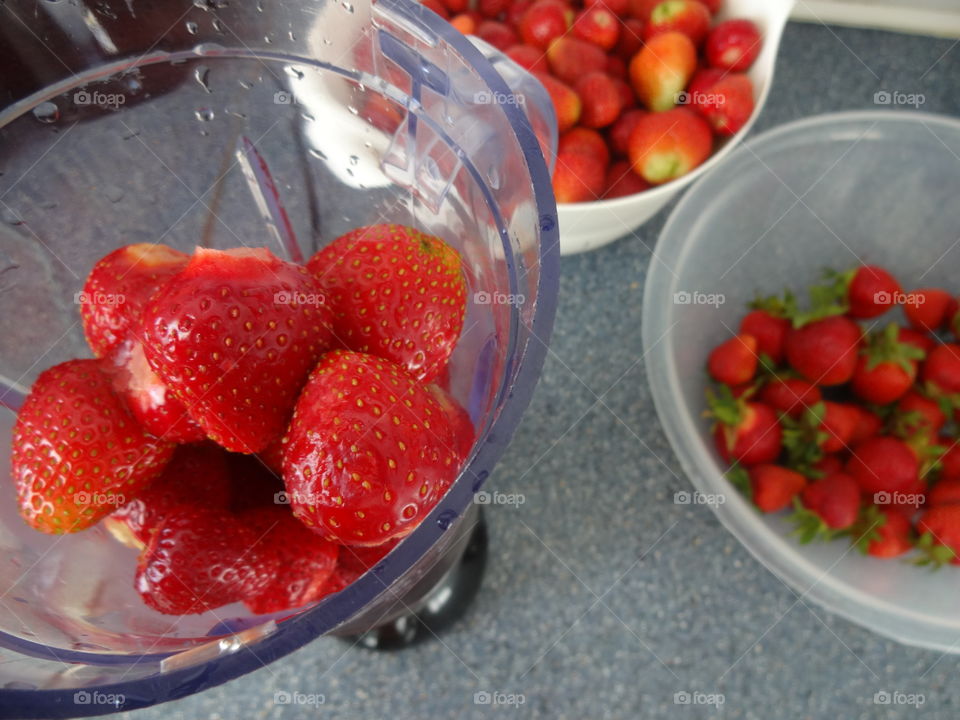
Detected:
left=306, top=224, right=466, bottom=384
left=704, top=18, right=762, bottom=72
left=898, top=326, right=936, bottom=354
left=105, top=340, right=206, bottom=444
left=535, top=73, right=583, bottom=133
left=708, top=389, right=782, bottom=466
left=627, top=108, right=712, bottom=184
left=12, top=359, right=174, bottom=534
left=142, top=247, right=334, bottom=453
left=614, top=18, right=645, bottom=60
left=79, top=243, right=189, bottom=358
left=476, top=20, right=519, bottom=50
left=922, top=343, right=960, bottom=395
left=135, top=506, right=280, bottom=614
left=691, top=73, right=755, bottom=136
left=916, top=505, right=960, bottom=565
left=895, top=391, right=946, bottom=438
left=685, top=67, right=725, bottom=100
left=239, top=506, right=340, bottom=614
left=421, top=0, right=449, bottom=18
left=553, top=148, right=607, bottom=202
left=784, top=315, right=861, bottom=386
left=941, top=443, right=960, bottom=482
left=707, top=333, right=758, bottom=386
left=519, top=0, right=572, bottom=49
left=574, top=72, right=624, bottom=128
left=849, top=406, right=882, bottom=445
left=799, top=472, right=860, bottom=531
left=559, top=128, right=612, bottom=169
left=819, top=402, right=860, bottom=453
left=108, top=443, right=231, bottom=548
left=282, top=351, right=464, bottom=546
left=505, top=44, right=549, bottom=74
left=643, top=0, right=710, bottom=45
left=812, top=454, right=844, bottom=477
left=427, top=384, right=476, bottom=460
left=851, top=323, right=924, bottom=405
left=840, top=265, right=901, bottom=318
left=739, top=309, right=790, bottom=364
left=758, top=377, right=821, bottom=419
left=928, top=477, right=960, bottom=507
left=903, top=288, right=957, bottom=331
left=749, top=464, right=806, bottom=513
left=477, top=0, right=508, bottom=18
left=846, top=436, right=919, bottom=495
left=608, top=109, right=647, bottom=158
left=584, top=0, right=629, bottom=16
left=859, top=507, right=912, bottom=558
left=547, top=37, right=609, bottom=85
left=573, top=6, right=621, bottom=50
left=606, top=55, right=628, bottom=80
left=603, top=161, right=651, bottom=199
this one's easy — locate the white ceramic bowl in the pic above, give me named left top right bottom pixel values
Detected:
left=644, top=111, right=960, bottom=652
left=557, top=0, right=794, bottom=255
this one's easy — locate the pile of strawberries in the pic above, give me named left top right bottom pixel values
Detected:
left=706, top=266, right=960, bottom=564
left=417, top=0, right=762, bottom=202
left=11, top=225, right=475, bottom=615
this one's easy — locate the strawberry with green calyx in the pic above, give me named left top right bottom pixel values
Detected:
left=851, top=323, right=925, bottom=405
left=784, top=313, right=862, bottom=386
left=851, top=504, right=912, bottom=558
left=758, top=375, right=821, bottom=419
left=705, top=385, right=782, bottom=466
left=922, top=344, right=960, bottom=415
left=903, top=288, right=957, bottom=332
left=898, top=327, right=936, bottom=355
left=940, top=443, right=960, bottom=482
left=748, top=464, right=806, bottom=513
left=899, top=430, right=945, bottom=481
left=928, top=476, right=960, bottom=507
left=846, top=435, right=919, bottom=495
left=792, top=472, right=861, bottom=543
left=725, top=464, right=752, bottom=500
left=893, top=391, right=946, bottom=440
left=781, top=401, right=858, bottom=474
left=914, top=505, right=960, bottom=566
left=821, top=265, right=901, bottom=319
left=740, top=303, right=791, bottom=365
left=707, top=333, right=758, bottom=386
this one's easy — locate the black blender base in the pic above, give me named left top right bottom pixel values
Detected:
left=340, top=508, right=488, bottom=651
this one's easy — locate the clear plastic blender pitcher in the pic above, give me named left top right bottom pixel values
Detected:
left=0, top=0, right=559, bottom=714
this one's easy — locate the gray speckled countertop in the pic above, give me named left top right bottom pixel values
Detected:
left=118, top=21, right=960, bottom=720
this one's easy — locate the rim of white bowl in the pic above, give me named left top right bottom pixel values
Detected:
left=644, top=109, right=960, bottom=653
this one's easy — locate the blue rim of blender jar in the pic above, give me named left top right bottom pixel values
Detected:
left=0, top=0, right=559, bottom=715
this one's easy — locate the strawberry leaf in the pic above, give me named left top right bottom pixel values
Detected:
left=726, top=464, right=752, bottom=501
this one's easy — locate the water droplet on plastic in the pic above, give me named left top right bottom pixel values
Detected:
left=195, top=108, right=215, bottom=121
left=194, top=65, right=211, bottom=92
left=263, top=34, right=272, bottom=44
left=284, top=65, right=305, bottom=80
left=308, top=148, right=328, bottom=160
left=193, top=42, right=225, bottom=55
left=349, top=155, right=359, bottom=165
left=39, top=199, right=58, bottom=210
left=288, top=31, right=296, bottom=41
left=436, top=509, right=458, bottom=530
left=2, top=207, right=23, bottom=225
left=347, top=105, right=359, bottom=116
left=300, top=112, right=315, bottom=122
left=322, top=37, right=333, bottom=46
left=539, top=214, right=555, bottom=233
left=225, top=107, right=247, bottom=119
left=104, top=186, right=125, bottom=203
left=256, top=0, right=264, bottom=10
left=212, top=18, right=225, bottom=32
left=486, top=165, right=500, bottom=189
left=185, top=20, right=199, bottom=33
left=200, top=129, right=210, bottom=136
left=238, top=79, right=254, bottom=89
left=32, top=102, right=59, bottom=123
left=342, top=1, right=354, bottom=12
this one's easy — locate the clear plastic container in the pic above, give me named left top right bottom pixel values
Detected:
left=0, top=0, right=559, bottom=714
left=644, top=111, right=960, bottom=652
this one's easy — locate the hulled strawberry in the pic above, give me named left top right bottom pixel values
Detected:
left=12, top=359, right=174, bottom=534
left=282, top=351, right=463, bottom=546
left=306, top=225, right=466, bottom=384
left=239, top=506, right=339, bottom=614
left=107, top=443, right=231, bottom=548
left=79, top=243, right=189, bottom=358
left=135, top=506, right=280, bottom=614
left=141, top=247, right=333, bottom=453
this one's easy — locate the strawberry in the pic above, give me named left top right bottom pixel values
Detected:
left=338, top=538, right=401, bottom=576
left=707, top=388, right=782, bottom=466
left=915, top=505, right=960, bottom=566
left=306, top=225, right=466, bottom=384
left=629, top=0, right=662, bottom=20
left=421, top=0, right=450, bottom=18
left=929, top=477, right=960, bottom=507
left=506, top=0, right=532, bottom=26
left=282, top=351, right=464, bottom=546
left=547, top=37, right=608, bottom=85
left=846, top=436, right=919, bottom=495
left=142, top=247, right=333, bottom=453
left=812, top=454, right=844, bottom=477
left=559, top=127, right=611, bottom=166
left=573, top=6, right=621, bottom=49
left=841, top=265, right=902, bottom=318
left=427, top=384, right=476, bottom=460
left=643, top=0, right=710, bottom=45
left=12, top=359, right=174, bottom=534
left=739, top=308, right=790, bottom=364
left=477, top=0, right=508, bottom=18
left=105, top=339, right=206, bottom=444
left=898, top=326, right=936, bottom=354
left=79, top=243, right=189, bottom=358
left=608, top=109, right=647, bottom=158
left=781, top=401, right=857, bottom=472
left=574, top=72, right=624, bottom=128
left=239, top=506, right=340, bottom=614
left=819, top=402, right=860, bottom=453
left=749, top=464, right=806, bottom=513
left=903, top=288, right=957, bottom=331
left=784, top=315, right=862, bottom=386
left=922, top=343, right=960, bottom=397
left=758, top=377, right=821, bottom=419
left=691, top=73, right=755, bottom=136
left=553, top=147, right=608, bottom=202
left=627, top=108, right=712, bottom=184
left=851, top=323, right=924, bottom=405
left=629, top=32, right=697, bottom=112
left=796, top=472, right=861, bottom=536
left=895, top=391, right=946, bottom=439
left=135, top=506, right=280, bottom=614
left=584, top=0, right=630, bottom=17
left=855, top=506, right=912, bottom=558
left=941, top=443, right=960, bottom=482
left=685, top=68, right=725, bottom=100
left=704, top=19, right=762, bottom=72
left=450, top=12, right=480, bottom=34
left=519, top=0, right=572, bottom=49
left=108, top=443, right=231, bottom=548
left=614, top=18, right=645, bottom=59
left=607, top=55, right=628, bottom=80
left=849, top=406, right=882, bottom=445
left=534, top=73, right=583, bottom=133
left=603, top=161, right=651, bottom=198
left=476, top=20, right=519, bottom=50
left=707, top=333, right=758, bottom=386
left=505, top=44, right=549, bottom=74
